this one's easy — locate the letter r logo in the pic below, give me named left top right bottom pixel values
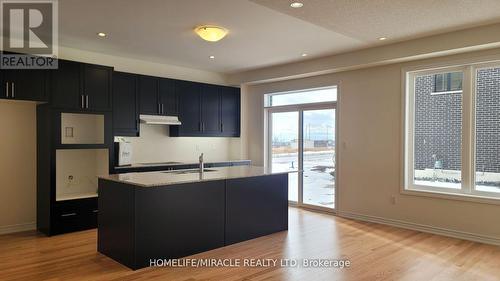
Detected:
left=1, top=1, right=56, bottom=54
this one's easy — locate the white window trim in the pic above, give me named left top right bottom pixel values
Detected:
left=402, top=62, right=500, bottom=205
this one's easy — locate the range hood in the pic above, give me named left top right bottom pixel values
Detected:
left=139, top=115, right=181, bottom=125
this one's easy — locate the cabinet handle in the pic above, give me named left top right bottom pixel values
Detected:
left=86, top=95, right=89, bottom=109
left=93, top=209, right=98, bottom=213
left=199, top=122, right=202, bottom=132
left=158, top=103, right=161, bottom=114
left=5, top=82, right=9, bottom=98
left=221, top=123, right=224, bottom=132
left=11, top=82, right=14, bottom=98
left=161, top=104, right=164, bottom=115
left=81, top=95, right=84, bottom=108
left=202, top=122, right=205, bottom=131
left=61, top=212, right=77, bottom=217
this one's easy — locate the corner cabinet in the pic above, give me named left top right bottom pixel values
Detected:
left=170, top=83, right=240, bottom=137
left=50, top=60, right=112, bottom=111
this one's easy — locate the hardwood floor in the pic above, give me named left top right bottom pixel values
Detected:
left=0, top=207, right=499, bottom=281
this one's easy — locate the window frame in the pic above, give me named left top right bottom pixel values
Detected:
left=403, top=62, right=500, bottom=204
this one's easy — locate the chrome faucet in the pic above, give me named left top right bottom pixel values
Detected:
left=199, top=153, right=204, bottom=172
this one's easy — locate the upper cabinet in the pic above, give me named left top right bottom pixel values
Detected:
left=113, top=72, right=139, bottom=137
left=138, top=75, right=159, bottom=115
left=0, top=68, right=48, bottom=102
left=170, top=82, right=240, bottom=137
left=159, top=78, right=179, bottom=116
left=50, top=59, right=112, bottom=111
left=139, top=75, right=179, bottom=116
left=220, top=87, right=241, bottom=137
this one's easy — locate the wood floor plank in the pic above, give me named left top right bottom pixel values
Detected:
left=0, top=208, right=498, bottom=281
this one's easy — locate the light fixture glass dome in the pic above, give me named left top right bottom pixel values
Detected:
left=195, top=25, right=228, bottom=42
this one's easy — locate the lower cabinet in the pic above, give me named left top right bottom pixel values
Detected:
left=51, top=198, right=98, bottom=235
left=225, top=174, right=288, bottom=245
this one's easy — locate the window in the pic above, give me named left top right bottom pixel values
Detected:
left=433, top=72, right=463, bottom=93
left=405, top=63, right=500, bottom=200
left=265, top=87, right=337, bottom=107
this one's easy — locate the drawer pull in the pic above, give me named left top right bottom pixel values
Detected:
left=61, top=213, right=77, bottom=217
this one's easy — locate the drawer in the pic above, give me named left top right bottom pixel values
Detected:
left=52, top=198, right=98, bottom=235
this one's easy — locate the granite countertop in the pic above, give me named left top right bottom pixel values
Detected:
left=99, top=166, right=298, bottom=187
left=114, top=159, right=251, bottom=170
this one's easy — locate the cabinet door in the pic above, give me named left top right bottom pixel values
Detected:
left=113, top=72, right=139, bottom=136
left=1, top=69, right=48, bottom=102
left=220, top=87, right=240, bottom=137
left=50, top=60, right=82, bottom=109
left=83, top=64, right=112, bottom=111
left=158, top=78, right=178, bottom=116
left=201, top=84, right=221, bottom=134
left=138, top=75, right=159, bottom=115
left=176, top=81, right=201, bottom=135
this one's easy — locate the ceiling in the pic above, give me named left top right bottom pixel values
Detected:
left=59, top=0, right=500, bottom=74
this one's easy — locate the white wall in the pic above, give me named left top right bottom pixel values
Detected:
left=0, top=100, right=37, bottom=234
left=241, top=48, right=500, bottom=242
left=120, top=124, right=241, bottom=164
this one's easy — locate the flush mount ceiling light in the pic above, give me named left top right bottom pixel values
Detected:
left=97, top=32, right=107, bottom=37
left=194, top=25, right=228, bottom=42
left=378, top=37, right=387, bottom=41
left=209, top=55, right=215, bottom=59
left=301, top=53, right=308, bottom=57
left=290, top=2, right=304, bottom=8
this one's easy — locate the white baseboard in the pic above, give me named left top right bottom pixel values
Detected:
left=337, top=211, right=500, bottom=247
left=0, top=222, right=36, bottom=235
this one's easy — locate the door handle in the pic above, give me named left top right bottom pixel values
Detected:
left=86, top=95, right=89, bottom=109
left=11, top=82, right=14, bottom=98
left=61, top=213, right=77, bottom=217
left=5, top=82, right=9, bottom=98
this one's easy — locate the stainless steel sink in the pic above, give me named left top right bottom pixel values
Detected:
left=164, top=169, right=217, bottom=175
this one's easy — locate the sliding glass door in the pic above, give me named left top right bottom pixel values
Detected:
left=269, top=111, right=299, bottom=203
left=268, top=99, right=337, bottom=211
left=302, top=109, right=336, bottom=209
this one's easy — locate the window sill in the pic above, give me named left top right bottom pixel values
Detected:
left=430, top=90, right=462, bottom=95
left=401, top=188, right=500, bottom=206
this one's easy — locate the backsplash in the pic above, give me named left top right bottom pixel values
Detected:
left=117, top=124, right=241, bottom=164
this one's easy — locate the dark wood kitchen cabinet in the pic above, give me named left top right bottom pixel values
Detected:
left=159, top=78, right=179, bottom=116
left=171, top=80, right=202, bottom=136
left=138, top=75, right=159, bottom=115
left=139, top=75, right=179, bottom=116
left=0, top=68, right=48, bottom=102
left=220, top=86, right=241, bottom=137
left=170, top=83, right=240, bottom=137
left=50, top=59, right=112, bottom=111
left=201, top=84, right=221, bottom=134
left=113, top=71, right=139, bottom=136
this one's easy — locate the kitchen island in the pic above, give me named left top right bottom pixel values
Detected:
left=97, top=166, right=291, bottom=270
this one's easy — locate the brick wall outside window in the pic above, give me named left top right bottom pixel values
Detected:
left=414, top=68, right=500, bottom=173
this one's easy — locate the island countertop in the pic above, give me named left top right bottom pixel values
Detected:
left=99, top=166, right=297, bottom=187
